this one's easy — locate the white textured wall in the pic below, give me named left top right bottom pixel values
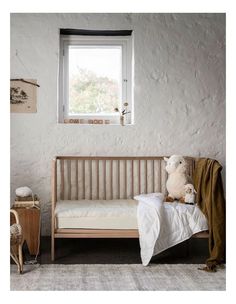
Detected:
left=10, top=13, right=225, bottom=235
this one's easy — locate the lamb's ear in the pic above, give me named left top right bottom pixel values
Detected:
left=194, top=189, right=197, bottom=194
left=164, top=157, right=169, bottom=162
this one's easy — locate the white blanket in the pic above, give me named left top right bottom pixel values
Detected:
left=134, top=193, right=208, bottom=266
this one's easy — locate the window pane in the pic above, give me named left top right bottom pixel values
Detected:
left=68, top=46, right=122, bottom=115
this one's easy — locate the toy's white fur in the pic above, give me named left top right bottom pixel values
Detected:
left=164, top=155, right=192, bottom=200
left=184, top=183, right=197, bottom=204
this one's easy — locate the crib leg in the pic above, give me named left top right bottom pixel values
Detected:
left=51, top=234, right=55, bottom=261
left=18, top=243, right=23, bottom=273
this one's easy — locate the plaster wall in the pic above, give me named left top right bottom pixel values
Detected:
left=10, top=13, right=225, bottom=235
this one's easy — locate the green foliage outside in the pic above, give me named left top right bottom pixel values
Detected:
left=69, top=68, right=120, bottom=114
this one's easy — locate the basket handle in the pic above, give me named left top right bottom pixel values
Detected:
left=10, top=209, right=20, bottom=224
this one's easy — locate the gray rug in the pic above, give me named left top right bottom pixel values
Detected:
left=10, top=264, right=226, bottom=291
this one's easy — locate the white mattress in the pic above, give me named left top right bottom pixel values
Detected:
left=55, top=199, right=208, bottom=231
left=55, top=199, right=138, bottom=229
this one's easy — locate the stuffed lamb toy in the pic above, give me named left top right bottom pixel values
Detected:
left=184, top=183, right=197, bottom=204
left=164, top=155, right=193, bottom=203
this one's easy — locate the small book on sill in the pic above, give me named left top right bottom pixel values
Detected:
left=13, top=200, right=40, bottom=208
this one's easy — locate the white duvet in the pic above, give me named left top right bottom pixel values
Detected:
left=134, top=193, right=208, bottom=266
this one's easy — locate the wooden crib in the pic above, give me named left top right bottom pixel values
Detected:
left=51, top=156, right=209, bottom=261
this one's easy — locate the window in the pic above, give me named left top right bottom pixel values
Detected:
left=59, top=29, right=133, bottom=124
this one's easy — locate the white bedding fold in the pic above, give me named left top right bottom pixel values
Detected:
left=135, top=193, right=208, bottom=266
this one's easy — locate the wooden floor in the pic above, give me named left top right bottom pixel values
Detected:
left=30, top=237, right=210, bottom=264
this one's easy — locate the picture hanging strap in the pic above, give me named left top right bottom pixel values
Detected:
left=10, top=79, right=40, bottom=87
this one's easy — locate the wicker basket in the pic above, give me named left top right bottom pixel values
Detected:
left=10, top=223, right=22, bottom=246
left=10, top=209, right=23, bottom=274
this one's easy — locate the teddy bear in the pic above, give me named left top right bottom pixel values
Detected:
left=164, top=155, right=193, bottom=203
left=184, top=183, right=197, bottom=204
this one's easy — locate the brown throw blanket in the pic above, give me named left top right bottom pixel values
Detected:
left=194, top=158, right=226, bottom=271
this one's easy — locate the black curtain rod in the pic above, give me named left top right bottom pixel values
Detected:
left=60, top=29, right=132, bottom=36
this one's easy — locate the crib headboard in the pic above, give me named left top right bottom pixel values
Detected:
left=51, top=156, right=195, bottom=202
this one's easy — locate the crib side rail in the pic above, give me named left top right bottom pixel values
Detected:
left=52, top=156, right=195, bottom=201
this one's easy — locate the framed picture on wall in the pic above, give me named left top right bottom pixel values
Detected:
left=10, top=79, right=38, bottom=113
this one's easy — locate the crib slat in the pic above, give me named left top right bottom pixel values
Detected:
left=97, top=160, right=99, bottom=199
left=90, top=160, right=92, bottom=200
left=145, top=159, right=148, bottom=193
left=152, top=160, right=155, bottom=193
left=124, top=160, right=127, bottom=198
left=118, top=160, right=120, bottom=199
left=110, top=160, right=113, bottom=199
left=138, top=160, right=141, bottom=194
left=131, top=160, right=134, bottom=197
left=60, top=160, right=64, bottom=200
left=75, top=160, right=78, bottom=200
left=67, top=160, right=71, bottom=200
left=83, top=160, right=85, bottom=199
left=104, top=160, right=106, bottom=200
left=159, top=160, right=162, bottom=192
